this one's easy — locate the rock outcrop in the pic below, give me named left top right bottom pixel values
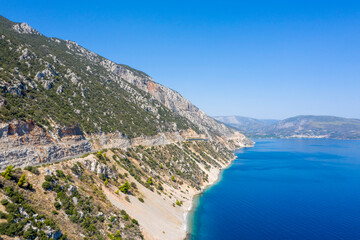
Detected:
left=0, top=120, right=91, bottom=169
left=12, top=22, right=41, bottom=35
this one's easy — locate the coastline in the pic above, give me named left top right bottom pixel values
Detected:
left=183, top=153, right=239, bottom=239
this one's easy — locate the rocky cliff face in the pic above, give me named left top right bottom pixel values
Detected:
left=0, top=120, right=91, bottom=169
left=0, top=120, right=252, bottom=169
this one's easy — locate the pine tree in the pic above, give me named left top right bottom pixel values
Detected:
left=17, top=174, right=26, bottom=187
left=120, top=181, right=130, bottom=194
left=1, top=165, right=14, bottom=180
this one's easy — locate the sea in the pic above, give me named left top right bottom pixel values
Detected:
left=189, top=139, right=360, bottom=240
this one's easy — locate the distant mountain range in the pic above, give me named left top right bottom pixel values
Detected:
left=214, top=115, right=360, bottom=140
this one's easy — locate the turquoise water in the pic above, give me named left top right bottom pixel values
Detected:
left=190, top=139, right=360, bottom=240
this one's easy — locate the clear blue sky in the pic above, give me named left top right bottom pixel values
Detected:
left=1, top=0, right=360, bottom=119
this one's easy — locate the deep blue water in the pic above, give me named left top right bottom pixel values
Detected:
left=190, top=139, right=360, bottom=240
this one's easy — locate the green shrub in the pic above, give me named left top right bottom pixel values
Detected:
left=56, top=170, right=66, bottom=178
left=54, top=202, right=61, bottom=210
left=132, top=219, right=139, bottom=225
left=157, top=183, right=164, bottom=191
left=146, top=178, right=153, bottom=186
left=17, top=174, right=26, bottom=187
left=138, top=198, right=144, bottom=203
left=5, top=203, right=18, bottom=214
left=1, top=199, right=9, bottom=205
left=44, top=175, right=54, bottom=182
left=1, top=165, right=14, bottom=180
left=42, top=181, right=51, bottom=191
left=23, top=227, right=38, bottom=239
left=24, top=166, right=40, bottom=175
left=0, top=211, right=7, bottom=219
left=119, top=181, right=130, bottom=194
left=176, top=200, right=183, bottom=206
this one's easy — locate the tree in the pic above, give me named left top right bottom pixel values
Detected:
left=42, top=181, right=51, bottom=191
left=17, top=174, right=26, bottom=187
left=171, top=175, right=176, bottom=182
left=119, top=181, right=130, bottom=194
left=54, top=202, right=61, bottom=210
left=104, top=179, right=109, bottom=186
left=23, top=227, right=37, bottom=239
left=1, top=165, right=14, bottom=180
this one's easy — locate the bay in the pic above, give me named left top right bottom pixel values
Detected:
left=190, top=139, right=360, bottom=240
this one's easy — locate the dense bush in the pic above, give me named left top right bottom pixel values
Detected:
left=54, top=201, right=61, bottom=210
left=119, top=181, right=130, bottom=194
left=42, top=181, right=51, bottom=190
left=24, top=166, right=40, bottom=175
left=1, top=165, right=14, bottom=180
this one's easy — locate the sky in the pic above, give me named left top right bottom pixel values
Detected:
left=1, top=0, right=360, bottom=119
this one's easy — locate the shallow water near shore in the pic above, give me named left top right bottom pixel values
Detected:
left=189, top=139, right=360, bottom=240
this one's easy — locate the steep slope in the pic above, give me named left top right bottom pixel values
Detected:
left=0, top=16, right=252, bottom=169
left=110, top=66, right=241, bottom=139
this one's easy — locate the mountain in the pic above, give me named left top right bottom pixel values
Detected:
left=216, top=115, right=360, bottom=140
left=213, top=116, right=278, bottom=133
left=0, top=16, right=253, bottom=240
left=0, top=15, right=252, bottom=168
left=262, top=115, right=360, bottom=139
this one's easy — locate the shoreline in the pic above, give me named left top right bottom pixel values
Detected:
left=183, top=153, right=239, bottom=238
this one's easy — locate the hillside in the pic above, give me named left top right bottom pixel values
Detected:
left=216, top=115, right=360, bottom=140
left=0, top=15, right=251, bottom=169
left=0, top=16, right=253, bottom=240
left=0, top=140, right=237, bottom=240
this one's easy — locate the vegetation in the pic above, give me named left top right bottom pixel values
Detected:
left=119, top=181, right=130, bottom=194
left=17, top=174, right=26, bottom=187
left=0, top=15, right=200, bottom=138
left=1, top=165, right=14, bottom=180
left=0, top=185, right=65, bottom=239
left=176, top=200, right=183, bottom=206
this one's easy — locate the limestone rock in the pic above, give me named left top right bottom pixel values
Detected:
left=12, top=22, right=41, bottom=35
